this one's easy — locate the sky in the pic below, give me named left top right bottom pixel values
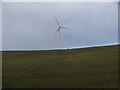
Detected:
left=0, top=3, right=2, bottom=50
left=2, top=2, right=118, bottom=50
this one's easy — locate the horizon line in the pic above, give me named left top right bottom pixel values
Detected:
left=1, top=43, right=118, bottom=51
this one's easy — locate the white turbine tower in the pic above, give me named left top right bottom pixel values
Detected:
left=55, top=18, right=70, bottom=49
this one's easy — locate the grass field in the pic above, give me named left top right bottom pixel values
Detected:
left=2, top=45, right=118, bottom=88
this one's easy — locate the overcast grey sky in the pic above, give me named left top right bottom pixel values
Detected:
left=0, top=3, right=2, bottom=50
left=2, top=2, right=118, bottom=50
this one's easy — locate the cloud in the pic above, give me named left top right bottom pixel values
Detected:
left=2, top=2, right=118, bottom=50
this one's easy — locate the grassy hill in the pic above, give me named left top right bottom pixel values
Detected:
left=2, top=45, right=118, bottom=88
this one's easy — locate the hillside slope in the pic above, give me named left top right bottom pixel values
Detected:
left=2, top=45, right=118, bottom=88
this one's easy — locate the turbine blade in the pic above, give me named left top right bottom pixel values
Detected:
left=55, top=18, right=60, bottom=26
left=61, top=27, right=71, bottom=30
left=54, top=29, right=59, bottom=35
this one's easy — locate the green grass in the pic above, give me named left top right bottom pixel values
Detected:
left=2, top=45, right=118, bottom=88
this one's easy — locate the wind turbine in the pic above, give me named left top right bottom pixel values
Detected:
left=55, top=18, right=70, bottom=49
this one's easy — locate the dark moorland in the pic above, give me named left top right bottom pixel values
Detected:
left=2, top=45, right=118, bottom=88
